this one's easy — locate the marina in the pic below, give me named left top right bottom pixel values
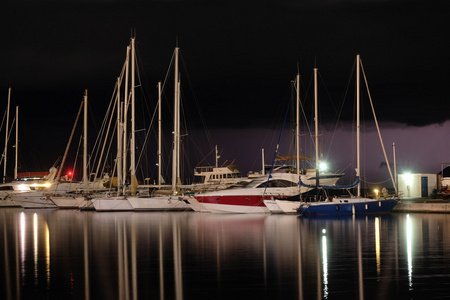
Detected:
left=2, top=0, right=449, bottom=298
left=1, top=207, right=449, bottom=299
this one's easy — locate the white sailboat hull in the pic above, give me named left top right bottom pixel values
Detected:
left=91, top=197, right=133, bottom=211
left=128, top=195, right=192, bottom=211
left=11, top=191, right=57, bottom=208
left=274, top=200, right=301, bottom=213
left=51, top=196, right=87, bottom=209
left=201, top=202, right=270, bottom=214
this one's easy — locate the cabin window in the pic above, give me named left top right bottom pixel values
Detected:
left=256, top=179, right=297, bottom=188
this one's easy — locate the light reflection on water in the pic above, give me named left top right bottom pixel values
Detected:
left=1, top=208, right=450, bottom=299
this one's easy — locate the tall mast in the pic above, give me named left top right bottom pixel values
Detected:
left=122, top=44, right=130, bottom=194
left=14, top=106, right=18, bottom=180
left=296, top=72, right=301, bottom=181
left=117, top=77, right=123, bottom=194
left=157, top=81, right=162, bottom=186
left=3, top=87, right=10, bottom=183
left=83, top=90, right=88, bottom=187
left=261, top=148, right=265, bottom=176
left=314, top=68, right=319, bottom=190
left=130, top=37, right=137, bottom=195
left=172, top=47, right=180, bottom=192
left=176, top=79, right=181, bottom=182
left=393, top=142, right=397, bottom=195
left=356, top=54, right=361, bottom=197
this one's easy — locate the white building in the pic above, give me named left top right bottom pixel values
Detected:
left=397, top=173, right=437, bottom=198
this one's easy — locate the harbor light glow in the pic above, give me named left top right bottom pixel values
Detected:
left=404, top=172, right=414, bottom=186
left=374, top=189, right=379, bottom=200
left=319, top=162, right=328, bottom=172
left=18, top=184, right=30, bottom=191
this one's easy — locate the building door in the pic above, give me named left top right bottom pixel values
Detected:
left=421, top=176, right=428, bottom=197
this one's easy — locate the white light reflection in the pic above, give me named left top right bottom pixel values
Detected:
left=406, top=214, right=413, bottom=290
left=322, top=232, right=329, bottom=299
left=20, top=212, right=26, bottom=280
left=45, top=223, right=50, bottom=286
left=33, top=213, right=38, bottom=286
left=375, top=217, right=381, bottom=276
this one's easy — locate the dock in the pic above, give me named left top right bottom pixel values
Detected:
left=393, top=198, right=450, bottom=213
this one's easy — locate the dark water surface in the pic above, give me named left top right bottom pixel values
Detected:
left=1, top=208, right=449, bottom=299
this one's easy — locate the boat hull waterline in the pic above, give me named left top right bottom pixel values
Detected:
left=195, top=194, right=271, bottom=214
left=298, top=198, right=399, bottom=216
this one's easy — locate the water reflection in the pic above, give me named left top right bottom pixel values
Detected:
left=321, top=230, right=328, bottom=299
left=406, top=214, right=413, bottom=290
left=1, top=209, right=450, bottom=299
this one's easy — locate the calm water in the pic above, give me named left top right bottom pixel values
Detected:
left=1, top=208, right=449, bottom=300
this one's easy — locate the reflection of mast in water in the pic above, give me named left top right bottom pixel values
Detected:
left=117, top=219, right=132, bottom=300
left=84, top=214, right=90, bottom=300
left=173, top=217, right=183, bottom=300
left=3, top=215, right=13, bottom=299
left=159, top=223, right=164, bottom=300
left=33, top=214, right=38, bottom=286
left=116, top=217, right=138, bottom=300
left=357, top=222, right=364, bottom=300
left=131, top=219, right=137, bottom=300
left=296, top=218, right=303, bottom=300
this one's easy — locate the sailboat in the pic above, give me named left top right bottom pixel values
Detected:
left=0, top=89, right=61, bottom=208
left=90, top=37, right=137, bottom=212
left=297, top=54, right=399, bottom=216
left=264, top=69, right=345, bottom=213
left=127, top=46, right=191, bottom=211
left=192, top=70, right=342, bottom=214
left=50, top=90, right=110, bottom=209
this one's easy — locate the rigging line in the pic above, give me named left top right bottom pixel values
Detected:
left=195, top=146, right=216, bottom=167
left=161, top=49, right=175, bottom=94
left=98, top=118, right=117, bottom=184
left=300, top=70, right=315, bottom=152
left=93, top=89, right=118, bottom=181
left=88, top=81, right=119, bottom=176
left=325, top=60, right=356, bottom=158
left=179, top=51, right=214, bottom=151
left=68, top=135, right=82, bottom=187
left=134, top=46, right=154, bottom=119
left=363, top=178, right=392, bottom=185
left=360, top=59, right=397, bottom=193
left=135, top=97, right=159, bottom=170
left=263, top=81, right=294, bottom=196
left=0, top=115, right=16, bottom=167
left=88, top=80, right=121, bottom=174
left=0, top=109, right=6, bottom=134
left=316, top=69, right=340, bottom=160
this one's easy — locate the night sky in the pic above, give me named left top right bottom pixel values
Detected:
left=1, top=0, right=449, bottom=185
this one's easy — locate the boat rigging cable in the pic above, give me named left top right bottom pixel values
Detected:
left=262, top=82, right=294, bottom=197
